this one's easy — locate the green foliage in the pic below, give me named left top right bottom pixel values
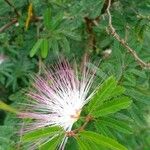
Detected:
left=0, top=101, right=18, bottom=114
left=97, top=117, right=133, bottom=134
left=30, top=39, right=44, bottom=57
left=0, top=60, right=13, bottom=85
left=88, top=76, right=131, bottom=117
left=22, top=126, right=63, bottom=143
left=78, top=131, right=127, bottom=150
left=0, top=125, right=15, bottom=150
left=40, top=38, right=49, bottom=58
left=29, top=7, right=81, bottom=57
left=88, top=76, right=118, bottom=111
left=91, top=96, right=132, bottom=117
left=0, top=0, right=150, bottom=149
left=39, top=134, right=64, bottom=150
left=22, top=126, right=65, bottom=150
left=43, top=8, right=51, bottom=30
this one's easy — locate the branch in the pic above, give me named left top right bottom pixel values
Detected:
left=4, top=0, right=20, bottom=17
left=106, top=0, right=150, bottom=69
left=84, top=17, right=99, bottom=51
left=66, top=115, right=93, bottom=137
left=0, top=18, right=17, bottom=33
left=0, top=16, right=42, bottom=33
left=81, top=17, right=100, bottom=72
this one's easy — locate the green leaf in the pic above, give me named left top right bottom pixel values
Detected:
left=126, top=88, right=150, bottom=105
left=51, top=39, right=59, bottom=53
left=98, top=117, right=133, bottom=134
left=43, top=8, right=51, bottom=30
left=95, top=121, right=115, bottom=139
left=76, top=135, right=107, bottom=150
left=76, top=137, right=89, bottom=150
left=0, top=101, right=18, bottom=114
left=128, top=103, right=146, bottom=126
left=92, top=96, right=132, bottom=117
left=40, top=38, right=49, bottom=58
left=110, top=86, right=125, bottom=98
left=30, top=39, right=43, bottom=57
left=89, top=0, right=105, bottom=18
left=22, top=126, right=63, bottom=142
left=79, top=131, right=127, bottom=150
left=61, top=31, right=81, bottom=41
left=60, top=37, right=70, bottom=52
left=88, top=76, right=117, bottom=112
left=127, top=68, right=147, bottom=78
left=51, top=13, right=63, bottom=30
left=65, top=137, right=78, bottom=150
left=39, top=134, right=64, bottom=150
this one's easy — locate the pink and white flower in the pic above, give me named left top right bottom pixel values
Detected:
left=19, top=59, right=97, bottom=149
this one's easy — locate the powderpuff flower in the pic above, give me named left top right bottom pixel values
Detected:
left=19, top=59, right=97, bottom=149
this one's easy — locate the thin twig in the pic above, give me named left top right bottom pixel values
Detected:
left=106, top=0, right=150, bottom=69
left=4, top=0, right=20, bottom=17
left=66, top=115, right=93, bottom=137
left=0, top=16, right=42, bottom=33
left=0, top=18, right=18, bottom=33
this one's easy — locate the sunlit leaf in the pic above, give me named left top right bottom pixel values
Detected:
left=91, top=97, right=132, bottom=117
left=88, top=76, right=117, bottom=112
left=79, top=131, right=127, bottom=150
left=97, top=117, right=133, bottom=134
left=76, top=137, right=89, bottom=150
left=95, top=122, right=115, bottom=139
left=22, top=126, right=63, bottom=142
left=0, top=101, right=18, bottom=114
left=39, top=134, right=64, bottom=150
left=40, top=38, right=49, bottom=58
left=43, top=8, right=51, bottom=30
left=30, top=39, right=43, bottom=57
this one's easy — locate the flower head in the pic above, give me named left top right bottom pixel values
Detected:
left=19, top=59, right=97, bottom=148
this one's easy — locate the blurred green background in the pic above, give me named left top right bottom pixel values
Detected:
left=0, top=0, right=150, bottom=149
